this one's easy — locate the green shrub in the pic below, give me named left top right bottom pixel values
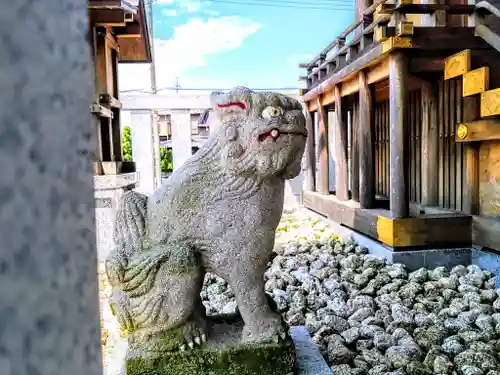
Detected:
left=122, top=126, right=132, bottom=161
left=160, top=147, right=173, bottom=172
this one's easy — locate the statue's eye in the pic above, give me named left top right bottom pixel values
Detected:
left=262, top=106, right=283, bottom=119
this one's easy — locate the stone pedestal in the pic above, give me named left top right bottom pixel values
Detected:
left=94, top=172, right=139, bottom=261
left=126, top=319, right=295, bottom=375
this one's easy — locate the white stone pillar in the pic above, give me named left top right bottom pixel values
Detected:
left=151, top=112, right=162, bottom=188
left=171, top=110, right=193, bottom=169
left=0, top=1, right=102, bottom=374
left=130, top=110, right=155, bottom=194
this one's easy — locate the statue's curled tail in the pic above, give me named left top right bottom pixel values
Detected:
left=105, top=189, right=148, bottom=282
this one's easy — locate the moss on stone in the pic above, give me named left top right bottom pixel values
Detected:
left=126, top=339, right=295, bottom=375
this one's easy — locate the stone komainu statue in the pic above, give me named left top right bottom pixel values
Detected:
left=106, top=87, right=307, bottom=354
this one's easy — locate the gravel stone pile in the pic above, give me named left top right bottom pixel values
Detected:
left=201, top=215, right=500, bottom=375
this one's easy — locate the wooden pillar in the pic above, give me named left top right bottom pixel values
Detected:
left=351, top=100, right=360, bottom=202
left=358, top=71, right=375, bottom=208
left=421, top=83, right=439, bottom=206
left=334, top=86, right=349, bottom=201
left=389, top=52, right=409, bottom=218
left=111, top=50, right=123, bottom=161
left=303, top=103, right=316, bottom=192
left=317, top=97, right=330, bottom=195
left=463, top=96, right=480, bottom=214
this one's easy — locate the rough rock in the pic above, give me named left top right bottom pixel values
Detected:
left=197, top=212, right=500, bottom=375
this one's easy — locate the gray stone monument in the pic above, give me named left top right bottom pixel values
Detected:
left=0, top=2, right=102, bottom=375
left=105, top=87, right=307, bottom=375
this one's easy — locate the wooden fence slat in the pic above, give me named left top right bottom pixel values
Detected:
left=455, top=78, right=463, bottom=211
left=449, top=79, right=457, bottom=210
left=444, top=79, right=450, bottom=209
left=438, top=80, right=444, bottom=207
left=334, top=86, right=349, bottom=201
left=415, top=90, right=422, bottom=203
left=352, top=100, right=360, bottom=202
left=317, top=98, right=330, bottom=195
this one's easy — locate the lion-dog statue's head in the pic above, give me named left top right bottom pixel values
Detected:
left=207, top=86, right=307, bottom=180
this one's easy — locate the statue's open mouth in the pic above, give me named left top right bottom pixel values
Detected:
left=258, top=128, right=307, bottom=142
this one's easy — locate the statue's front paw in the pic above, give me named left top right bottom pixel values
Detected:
left=242, top=314, right=287, bottom=344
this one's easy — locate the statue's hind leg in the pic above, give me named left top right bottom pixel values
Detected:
left=125, top=244, right=207, bottom=354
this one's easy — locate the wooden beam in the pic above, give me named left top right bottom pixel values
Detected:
left=334, top=86, right=349, bottom=201
left=444, top=49, right=470, bottom=80
left=302, top=44, right=383, bottom=102
left=412, top=28, right=489, bottom=51
left=395, top=3, right=475, bottom=15
left=409, top=57, right=444, bottom=73
left=89, top=9, right=127, bottom=26
left=302, top=191, right=472, bottom=248
left=99, top=94, right=122, bottom=108
left=91, top=104, right=113, bottom=118
left=352, top=99, right=360, bottom=202
left=456, top=118, right=500, bottom=142
left=340, top=78, right=358, bottom=97
left=303, top=104, right=316, bottom=192
left=114, top=22, right=141, bottom=37
left=381, top=37, right=412, bottom=54
left=317, top=98, right=330, bottom=195
left=358, top=71, right=375, bottom=208
left=308, top=59, right=390, bottom=106
left=481, top=88, right=500, bottom=117
left=389, top=52, right=409, bottom=218
left=421, top=83, right=439, bottom=206
left=463, top=67, right=489, bottom=97
left=117, top=36, right=149, bottom=63
left=367, top=59, right=389, bottom=84
left=95, top=28, right=116, bottom=97
left=323, top=90, right=335, bottom=106
left=462, top=96, right=480, bottom=215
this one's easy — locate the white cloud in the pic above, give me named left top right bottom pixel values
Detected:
left=156, top=0, right=203, bottom=13
left=118, top=16, right=261, bottom=93
left=204, top=9, right=220, bottom=16
left=161, top=8, right=177, bottom=16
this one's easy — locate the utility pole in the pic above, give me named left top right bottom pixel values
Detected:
left=147, top=0, right=157, bottom=94
left=146, top=0, right=161, bottom=187
left=174, top=77, right=181, bottom=94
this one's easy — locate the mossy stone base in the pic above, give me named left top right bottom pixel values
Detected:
left=126, top=318, right=295, bottom=375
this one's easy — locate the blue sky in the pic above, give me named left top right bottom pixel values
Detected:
left=119, top=0, right=354, bottom=93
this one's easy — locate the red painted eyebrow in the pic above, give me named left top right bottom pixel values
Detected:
left=216, top=102, right=247, bottom=110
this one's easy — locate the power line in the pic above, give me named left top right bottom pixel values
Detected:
left=120, top=86, right=303, bottom=93
left=224, top=0, right=353, bottom=5
left=208, top=0, right=353, bottom=10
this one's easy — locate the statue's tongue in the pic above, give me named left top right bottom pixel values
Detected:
left=259, top=129, right=280, bottom=142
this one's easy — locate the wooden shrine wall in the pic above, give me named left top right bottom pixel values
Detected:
left=437, top=78, right=465, bottom=211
